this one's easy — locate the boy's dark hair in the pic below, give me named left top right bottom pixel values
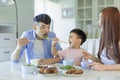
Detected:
left=70, top=29, right=87, bottom=45
left=34, top=14, right=51, bottom=25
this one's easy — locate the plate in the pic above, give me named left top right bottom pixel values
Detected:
left=59, top=66, right=81, bottom=72
left=62, top=71, right=84, bottom=77
left=39, top=73, right=58, bottom=76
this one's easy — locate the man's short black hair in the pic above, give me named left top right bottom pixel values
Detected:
left=70, top=28, right=87, bottom=45
left=34, top=14, right=51, bottom=24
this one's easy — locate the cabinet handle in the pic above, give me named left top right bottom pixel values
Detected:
left=4, top=38, right=10, bottom=40
left=4, top=51, right=10, bottom=54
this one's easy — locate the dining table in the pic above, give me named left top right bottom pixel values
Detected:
left=0, top=61, right=120, bottom=80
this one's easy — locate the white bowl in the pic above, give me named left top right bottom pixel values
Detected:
left=63, top=59, right=74, bottom=66
left=30, top=59, right=39, bottom=65
left=21, top=64, right=37, bottom=74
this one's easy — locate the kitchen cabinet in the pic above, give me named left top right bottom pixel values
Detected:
left=0, top=47, right=15, bottom=61
left=0, top=0, right=17, bottom=61
left=75, top=0, right=120, bottom=39
left=0, top=23, right=16, bottom=61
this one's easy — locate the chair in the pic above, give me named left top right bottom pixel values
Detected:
left=81, top=39, right=100, bottom=56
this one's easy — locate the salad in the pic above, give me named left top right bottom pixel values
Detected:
left=60, top=65, right=75, bottom=70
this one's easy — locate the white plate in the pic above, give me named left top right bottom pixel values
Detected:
left=39, top=73, right=58, bottom=76
left=59, top=66, right=81, bottom=72
left=62, top=71, right=84, bottom=77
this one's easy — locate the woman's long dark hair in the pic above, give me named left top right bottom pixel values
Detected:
left=98, top=7, right=120, bottom=63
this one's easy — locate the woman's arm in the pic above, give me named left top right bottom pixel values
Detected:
left=89, top=62, right=120, bottom=71
left=105, top=64, right=120, bottom=70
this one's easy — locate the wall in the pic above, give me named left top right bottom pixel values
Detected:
left=45, top=0, right=75, bottom=48
left=0, top=4, right=16, bottom=23
left=16, top=0, right=34, bottom=37
left=34, top=0, right=45, bottom=16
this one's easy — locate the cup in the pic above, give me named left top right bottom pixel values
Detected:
left=81, top=59, right=92, bottom=69
left=63, top=59, right=74, bottom=66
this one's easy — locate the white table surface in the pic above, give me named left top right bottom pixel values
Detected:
left=0, top=61, right=120, bottom=80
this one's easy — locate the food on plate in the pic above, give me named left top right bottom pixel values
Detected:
left=39, top=67, right=58, bottom=74
left=37, top=65, right=48, bottom=68
left=60, top=65, right=75, bottom=70
left=39, top=68, right=45, bottom=74
left=66, top=69, right=83, bottom=74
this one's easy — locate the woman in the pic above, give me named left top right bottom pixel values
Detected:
left=83, top=7, right=120, bottom=71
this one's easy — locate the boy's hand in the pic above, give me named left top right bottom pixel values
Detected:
left=82, top=50, right=93, bottom=59
left=52, top=38, right=59, bottom=46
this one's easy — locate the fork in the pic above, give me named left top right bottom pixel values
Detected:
left=46, top=37, right=68, bottom=44
left=29, top=38, right=68, bottom=44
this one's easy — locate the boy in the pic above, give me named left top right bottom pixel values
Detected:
left=52, top=28, right=87, bottom=66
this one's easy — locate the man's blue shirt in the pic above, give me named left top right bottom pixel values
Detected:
left=12, top=30, right=62, bottom=63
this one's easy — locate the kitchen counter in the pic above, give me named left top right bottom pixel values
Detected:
left=0, top=61, right=120, bottom=80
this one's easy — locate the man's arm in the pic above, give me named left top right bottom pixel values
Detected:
left=38, top=57, right=61, bottom=65
left=11, top=38, right=29, bottom=63
left=11, top=46, right=22, bottom=62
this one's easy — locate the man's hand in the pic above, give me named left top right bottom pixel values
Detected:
left=17, top=37, right=29, bottom=49
left=38, top=57, right=61, bottom=65
left=38, top=59, right=49, bottom=65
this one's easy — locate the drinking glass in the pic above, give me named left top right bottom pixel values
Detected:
left=81, top=59, right=92, bottom=69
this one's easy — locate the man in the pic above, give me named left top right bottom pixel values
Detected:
left=11, top=14, right=62, bottom=64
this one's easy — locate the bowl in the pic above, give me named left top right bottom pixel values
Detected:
left=63, top=59, right=74, bottom=66
left=21, top=64, right=37, bottom=74
left=30, top=59, right=39, bottom=65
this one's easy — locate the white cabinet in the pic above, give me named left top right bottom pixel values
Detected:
left=0, top=34, right=16, bottom=47
left=0, top=47, right=15, bottom=61
left=0, top=23, right=16, bottom=61
left=75, top=0, right=120, bottom=39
